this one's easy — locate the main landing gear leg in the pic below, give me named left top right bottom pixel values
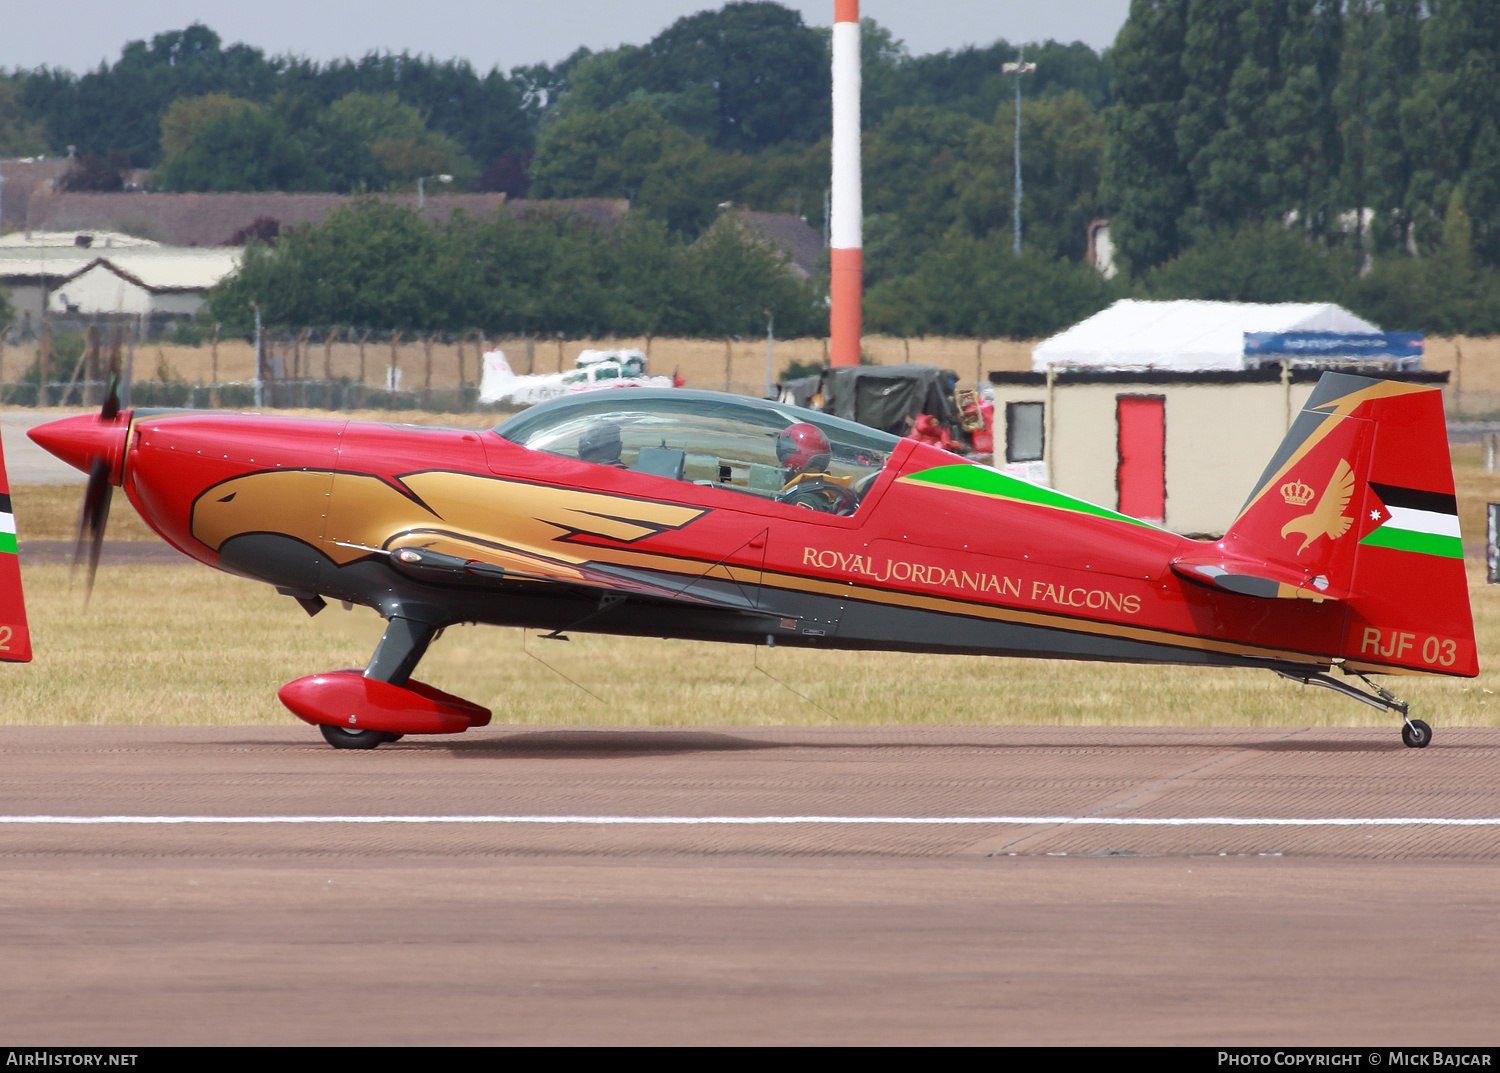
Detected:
left=365, top=616, right=439, bottom=687
left=319, top=616, right=440, bottom=751
left=1273, top=669, right=1431, bottom=749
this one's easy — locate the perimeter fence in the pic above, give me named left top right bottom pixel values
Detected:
left=0, top=324, right=1038, bottom=412
left=9, top=324, right=1500, bottom=417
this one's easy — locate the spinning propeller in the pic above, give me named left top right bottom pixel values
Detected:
left=27, top=335, right=128, bottom=602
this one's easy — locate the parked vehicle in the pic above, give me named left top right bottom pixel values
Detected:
left=778, top=363, right=993, bottom=458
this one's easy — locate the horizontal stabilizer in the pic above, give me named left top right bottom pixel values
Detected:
left=1170, top=558, right=1344, bottom=602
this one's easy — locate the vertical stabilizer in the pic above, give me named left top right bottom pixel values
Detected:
left=1220, top=372, right=1474, bottom=677
left=0, top=429, right=32, bottom=663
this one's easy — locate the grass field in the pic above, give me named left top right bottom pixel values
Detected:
left=5, top=435, right=1499, bottom=732
left=4, top=559, right=1497, bottom=730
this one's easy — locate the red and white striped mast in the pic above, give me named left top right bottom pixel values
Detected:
left=829, top=0, right=861, bottom=367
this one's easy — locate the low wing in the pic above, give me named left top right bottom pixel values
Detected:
left=382, top=532, right=765, bottom=613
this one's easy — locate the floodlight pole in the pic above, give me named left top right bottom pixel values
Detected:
left=764, top=310, right=775, bottom=398
left=1002, top=59, right=1036, bottom=255
left=252, top=302, right=263, bottom=409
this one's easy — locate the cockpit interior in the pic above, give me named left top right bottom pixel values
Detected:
left=495, top=389, right=902, bottom=515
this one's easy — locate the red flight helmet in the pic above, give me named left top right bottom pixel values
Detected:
left=777, top=422, right=832, bottom=474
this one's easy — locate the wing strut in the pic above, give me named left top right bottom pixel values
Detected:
left=541, top=593, right=627, bottom=642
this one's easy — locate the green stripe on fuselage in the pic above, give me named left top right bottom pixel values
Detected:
left=0, top=532, right=15, bottom=555
left=900, top=465, right=1162, bottom=529
left=1359, top=526, right=1464, bottom=559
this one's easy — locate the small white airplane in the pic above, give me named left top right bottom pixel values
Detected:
left=478, top=348, right=680, bottom=407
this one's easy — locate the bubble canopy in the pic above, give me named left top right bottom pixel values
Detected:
left=494, top=389, right=902, bottom=513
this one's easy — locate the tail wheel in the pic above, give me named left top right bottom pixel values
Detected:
left=1401, top=719, right=1433, bottom=749
left=319, top=725, right=398, bottom=750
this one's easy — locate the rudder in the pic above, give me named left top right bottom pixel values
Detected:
left=1221, top=372, right=1474, bottom=677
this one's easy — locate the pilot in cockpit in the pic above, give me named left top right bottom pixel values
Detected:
left=577, top=420, right=627, bottom=468
left=776, top=422, right=858, bottom=514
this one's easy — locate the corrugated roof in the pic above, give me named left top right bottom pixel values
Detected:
left=57, top=248, right=242, bottom=292
left=0, top=230, right=160, bottom=248
left=0, top=247, right=100, bottom=280
left=1032, top=299, right=1383, bottom=372
left=0, top=246, right=240, bottom=291
left=25, top=191, right=630, bottom=247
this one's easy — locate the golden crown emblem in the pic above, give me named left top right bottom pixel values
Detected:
left=1280, top=479, right=1315, bottom=507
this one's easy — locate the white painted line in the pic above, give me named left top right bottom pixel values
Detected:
left=3, top=815, right=1500, bottom=827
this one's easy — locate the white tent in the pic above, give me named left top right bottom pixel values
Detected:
left=1032, top=299, right=1381, bottom=372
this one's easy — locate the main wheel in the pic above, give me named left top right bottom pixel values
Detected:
left=320, top=724, right=394, bottom=750
left=1401, top=718, right=1433, bottom=749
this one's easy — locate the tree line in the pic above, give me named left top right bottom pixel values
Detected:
left=6, top=2, right=1500, bottom=338
left=207, top=200, right=825, bottom=340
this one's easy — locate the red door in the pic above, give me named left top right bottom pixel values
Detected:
left=1117, top=395, right=1165, bottom=524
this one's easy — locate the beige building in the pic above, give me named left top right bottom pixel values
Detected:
left=47, top=247, right=240, bottom=318
left=986, top=368, right=1449, bottom=538
left=0, top=234, right=240, bottom=335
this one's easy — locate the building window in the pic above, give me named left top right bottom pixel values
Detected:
left=1005, top=402, right=1045, bottom=462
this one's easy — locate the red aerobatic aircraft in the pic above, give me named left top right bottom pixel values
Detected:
left=29, top=371, right=1474, bottom=749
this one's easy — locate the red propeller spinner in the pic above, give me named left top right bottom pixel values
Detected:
left=27, top=342, right=128, bottom=599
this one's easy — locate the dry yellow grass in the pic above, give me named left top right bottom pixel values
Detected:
left=13, top=483, right=160, bottom=542
left=2, top=557, right=1495, bottom=730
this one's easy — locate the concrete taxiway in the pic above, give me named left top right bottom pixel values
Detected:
left=1, top=724, right=1497, bottom=1045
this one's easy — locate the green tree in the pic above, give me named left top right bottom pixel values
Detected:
left=211, top=200, right=449, bottom=329
left=861, top=107, right=980, bottom=282
left=1397, top=1, right=1500, bottom=259
left=1106, top=1, right=1344, bottom=269
left=1102, top=0, right=1191, bottom=272
left=158, top=106, right=318, bottom=192
left=159, top=92, right=254, bottom=157
left=209, top=197, right=823, bottom=339
left=680, top=216, right=823, bottom=337
left=327, top=91, right=476, bottom=188
left=625, top=1, right=830, bottom=151
left=531, top=99, right=755, bottom=235
left=1142, top=222, right=1352, bottom=303
left=308, top=53, right=532, bottom=168
left=953, top=91, right=1106, bottom=263
left=23, top=25, right=281, bottom=165
left=0, top=76, right=48, bottom=156
left=874, top=36, right=1112, bottom=130
left=1346, top=185, right=1500, bottom=334
left=865, top=235, right=1115, bottom=339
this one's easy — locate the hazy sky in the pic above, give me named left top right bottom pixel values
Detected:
left=2, top=1, right=1131, bottom=75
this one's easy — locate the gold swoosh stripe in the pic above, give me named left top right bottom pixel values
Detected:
left=584, top=545, right=1342, bottom=667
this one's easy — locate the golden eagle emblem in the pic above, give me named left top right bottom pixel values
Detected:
left=1280, top=459, right=1355, bottom=554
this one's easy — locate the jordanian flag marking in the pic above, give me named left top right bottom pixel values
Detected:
left=0, top=492, right=14, bottom=555
left=1360, top=482, right=1462, bottom=559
